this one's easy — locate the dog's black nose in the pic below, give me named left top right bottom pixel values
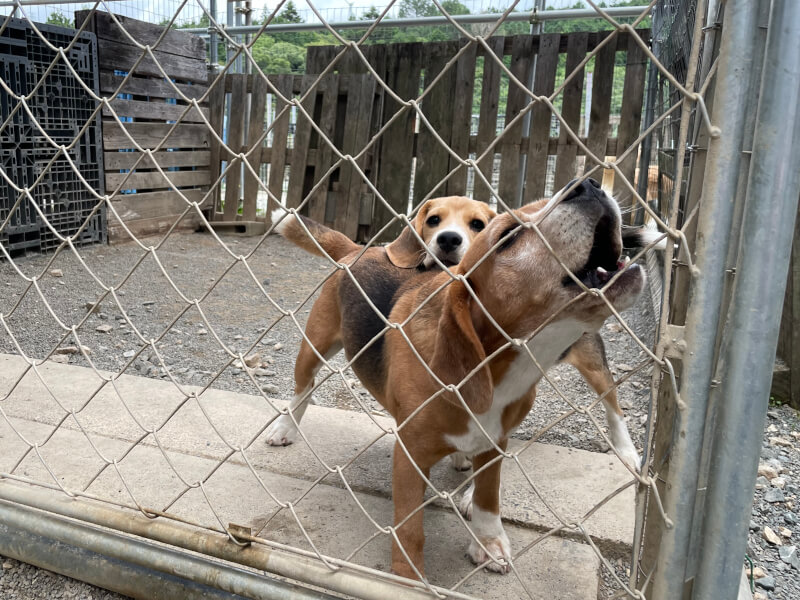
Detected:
left=562, top=178, right=602, bottom=201
left=437, top=231, right=462, bottom=253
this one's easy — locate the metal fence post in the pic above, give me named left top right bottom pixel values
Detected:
left=210, top=0, right=218, bottom=67
left=692, top=1, right=800, bottom=597
left=649, top=1, right=759, bottom=598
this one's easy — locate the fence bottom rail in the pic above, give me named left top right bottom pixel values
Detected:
left=0, top=492, right=337, bottom=600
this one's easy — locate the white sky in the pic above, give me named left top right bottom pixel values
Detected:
left=16, top=0, right=584, bottom=27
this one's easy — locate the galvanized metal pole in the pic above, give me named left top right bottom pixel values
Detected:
left=692, top=0, right=800, bottom=597
left=649, top=1, right=759, bottom=598
left=180, top=6, right=651, bottom=36
left=0, top=498, right=335, bottom=600
left=210, top=0, right=218, bottom=68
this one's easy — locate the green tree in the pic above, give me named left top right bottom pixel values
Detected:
left=362, top=6, right=381, bottom=20
left=274, top=1, right=303, bottom=24
left=398, top=0, right=438, bottom=18
left=46, top=11, right=73, bottom=28
left=441, top=1, right=470, bottom=16
left=252, top=40, right=305, bottom=74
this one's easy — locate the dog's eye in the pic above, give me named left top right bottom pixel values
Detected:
left=426, top=215, right=441, bottom=227
left=497, top=225, right=521, bottom=251
left=469, top=219, right=485, bottom=232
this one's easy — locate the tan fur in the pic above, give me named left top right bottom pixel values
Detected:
left=378, top=194, right=644, bottom=578
left=385, top=196, right=496, bottom=268
left=271, top=187, right=645, bottom=580
left=268, top=196, right=496, bottom=438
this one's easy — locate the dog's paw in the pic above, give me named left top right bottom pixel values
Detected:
left=467, top=532, right=512, bottom=574
left=458, top=483, right=474, bottom=520
left=613, top=439, right=642, bottom=472
left=265, top=415, right=298, bottom=446
left=450, top=452, right=473, bottom=471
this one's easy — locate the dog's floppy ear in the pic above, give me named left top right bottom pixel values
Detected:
left=385, top=201, right=430, bottom=268
left=430, top=279, right=493, bottom=414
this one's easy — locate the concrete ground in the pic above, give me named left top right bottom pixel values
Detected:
left=0, top=353, right=638, bottom=599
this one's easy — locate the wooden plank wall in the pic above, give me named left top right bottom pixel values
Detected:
left=304, top=30, right=649, bottom=240
left=210, top=30, right=649, bottom=243
left=772, top=196, right=800, bottom=409
left=209, top=72, right=383, bottom=242
left=76, top=11, right=209, bottom=242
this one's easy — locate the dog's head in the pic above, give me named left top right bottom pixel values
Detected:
left=430, top=179, right=645, bottom=412
left=386, top=196, right=496, bottom=268
left=465, top=178, right=645, bottom=331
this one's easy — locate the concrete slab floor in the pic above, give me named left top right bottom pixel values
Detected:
left=0, top=353, right=638, bottom=598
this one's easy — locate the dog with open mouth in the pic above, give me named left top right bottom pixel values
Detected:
left=267, top=178, right=645, bottom=578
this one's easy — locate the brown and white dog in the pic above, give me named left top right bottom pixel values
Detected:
left=268, top=179, right=645, bottom=578
left=265, top=196, right=496, bottom=446
left=268, top=194, right=652, bottom=472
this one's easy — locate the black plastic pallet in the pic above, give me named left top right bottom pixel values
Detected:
left=0, top=16, right=105, bottom=257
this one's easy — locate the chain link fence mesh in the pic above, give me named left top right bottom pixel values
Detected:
left=0, top=0, right=720, bottom=597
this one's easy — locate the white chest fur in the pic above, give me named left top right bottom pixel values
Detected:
left=444, top=319, right=586, bottom=455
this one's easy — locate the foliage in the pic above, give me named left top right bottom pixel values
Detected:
left=189, top=0, right=649, bottom=123
left=46, top=12, right=73, bottom=28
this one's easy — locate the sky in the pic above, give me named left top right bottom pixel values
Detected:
left=15, top=0, right=584, bottom=27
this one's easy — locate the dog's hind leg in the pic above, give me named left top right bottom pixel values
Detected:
left=562, top=333, right=641, bottom=471
left=266, top=299, right=342, bottom=446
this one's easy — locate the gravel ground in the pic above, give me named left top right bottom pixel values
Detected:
left=0, top=556, right=128, bottom=600
left=0, top=231, right=656, bottom=451
left=6, top=230, right=790, bottom=599
left=746, top=404, right=800, bottom=600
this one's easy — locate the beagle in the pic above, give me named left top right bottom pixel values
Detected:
left=265, top=196, right=496, bottom=446
left=268, top=179, right=645, bottom=579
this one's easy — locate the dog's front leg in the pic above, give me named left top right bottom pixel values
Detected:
left=465, top=442, right=511, bottom=574
left=391, top=440, right=429, bottom=580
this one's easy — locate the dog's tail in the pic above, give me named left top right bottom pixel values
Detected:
left=622, top=220, right=668, bottom=251
left=270, top=209, right=360, bottom=262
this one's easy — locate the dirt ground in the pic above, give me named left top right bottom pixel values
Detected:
left=0, top=230, right=657, bottom=451
left=0, top=229, right=659, bottom=599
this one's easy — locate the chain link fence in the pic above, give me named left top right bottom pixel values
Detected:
left=1, top=1, right=799, bottom=599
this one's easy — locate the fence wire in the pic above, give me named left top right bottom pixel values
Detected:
left=0, top=0, right=718, bottom=598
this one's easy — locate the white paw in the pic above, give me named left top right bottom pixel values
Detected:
left=616, top=443, right=642, bottom=472
left=467, top=531, right=512, bottom=574
left=265, top=415, right=298, bottom=446
left=450, top=452, right=473, bottom=471
left=458, top=483, right=474, bottom=520
left=606, top=413, right=642, bottom=472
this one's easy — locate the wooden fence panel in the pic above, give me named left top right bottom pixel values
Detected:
left=222, top=74, right=248, bottom=221
left=498, top=36, right=534, bottom=209
left=584, top=33, right=617, bottom=172
left=448, top=41, right=478, bottom=197
left=77, top=10, right=209, bottom=241
left=474, top=37, right=505, bottom=203
left=413, top=41, right=460, bottom=206
left=286, top=75, right=319, bottom=210
left=266, top=75, right=295, bottom=224
left=212, top=31, right=650, bottom=241
left=612, top=34, right=648, bottom=216
left=553, top=32, right=589, bottom=190
left=524, top=33, right=561, bottom=199
left=307, top=75, right=339, bottom=224
left=333, top=75, right=378, bottom=240
left=773, top=199, right=800, bottom=409
left=241, top=76, right=269, bottom=222
left=371, top=43, right=423, bottom=241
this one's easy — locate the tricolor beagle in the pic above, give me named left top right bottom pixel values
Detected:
left=269, top=179, right=645, bottom=579
left=265, top=196, right=496, bottom=446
